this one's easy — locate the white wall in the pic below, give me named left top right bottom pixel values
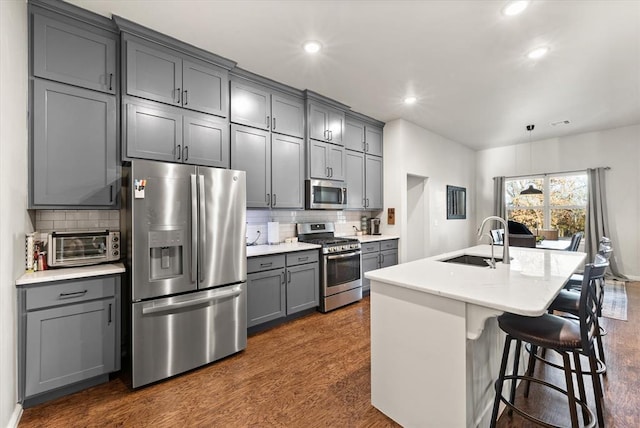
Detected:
left=0, top=0, right=29, bottom=426
left=382, top=119, right=477, bottom=262
left=476, top=124, right=640, bottom=279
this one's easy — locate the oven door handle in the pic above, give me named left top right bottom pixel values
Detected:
left=327, top=251, right=361, bottom=260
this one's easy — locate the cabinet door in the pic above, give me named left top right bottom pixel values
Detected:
left=32, top=80, right=117, bottom=208
left=230, top=124, right=270, bottom=208
left=327, top=108, right=345, bottom=145
left=327, top=144, right=345, bottom=181
left=344, top=119, right=365, bottom=152
left=365, top=155, right=383, bottom=210
left=308, top=102, right=329, bottom=141
left=230, top=81, right=270, bottom=130
left=345, top=150, right=365, bottom=209
left=247, top=269, right=286, bottom=327
left=126, top=39, right=182, bottom=106
left=25, top=298, right=116, bottom=397
left=365, top=126, right=383, bottom=157
left=380, top=249, right=398, bottom=268
left=309, top=140, right=329, bottom=179
left=271, top=93, right=304, bottom=138
left=125, top=99, right=182, bottom=162
left=361, top=252, right=380, bottom=292
left=182, top=59, right=228, bottom=117
left=183, top=113, right=229, bottom=168
left=286, top=263, right=319, bottom=314
left=32, top=14, right=117, bottom=94
left=271, top=134, right=304, bottom=209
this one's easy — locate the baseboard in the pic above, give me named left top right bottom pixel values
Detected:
left=6, top=403, right=23, bottom=428
left=625, top=275, right=640, bottom=282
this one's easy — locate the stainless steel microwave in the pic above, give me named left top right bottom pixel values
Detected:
left=47, top=230, right=120, bottom=267
left=305, top=179, right=347, bottom=210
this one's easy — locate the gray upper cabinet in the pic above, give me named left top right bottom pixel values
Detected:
left=344, top=119, right=366, bottom=152
left=309, top=140, right=345, bottom=181
left=365, top=126, right=383, bottom=157
left=32, top=80, right=118, bottom=208
left=231, top=80, right=304, bottom=138
left=231, top=124, right=304, bottom=209
left=125, top=97, right=229, bottom=168
left=231, top=124, right=271, bottom=208
left=365, top=155, right=383, bottom=210
left=307, top=102, right=344, bottom=145
left=32, top=13, right=117, bottom=94
left=345, top=150, right=365, bottom=209
left=271, top=134, right=304, bottom=208
left=125, top=37, right=228, bottom=117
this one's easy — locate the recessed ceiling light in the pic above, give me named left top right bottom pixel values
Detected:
left=403, top=96, right=417, bottom=105
left=527, top=46, right=549, bottom=60
left=502, top=1, right=529, bottom=16
left=303, top=41, right=322, bottom=54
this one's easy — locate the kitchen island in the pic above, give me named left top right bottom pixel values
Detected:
left=365, top=244, right=586, bottom=428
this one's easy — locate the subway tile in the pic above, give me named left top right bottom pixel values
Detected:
left=40, top=211, right=66, bottom=221
left=77, top=220, right=100, bottom=229
left=109, top=210, right=120, bottom=220
left=37, top=220, right=53, bottom=231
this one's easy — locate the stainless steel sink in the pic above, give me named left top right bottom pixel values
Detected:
left=440, top=254, right=502, bottom=267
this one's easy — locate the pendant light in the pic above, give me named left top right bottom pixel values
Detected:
left=520, top=124, right=543, bottom=195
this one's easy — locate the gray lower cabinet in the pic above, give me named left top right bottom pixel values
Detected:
left=361, top=239, right=398, bottom=292
left=309, top=140, right=345, bottom=181
left=32, top=12, right=117, bottom=94
left=31, top=79, right=118, bottom=208
left=125, top=36, right=228, bottom=117
left=125, top=97, right=229, bottom=168
left=231, top=124, right=304, bottom=208
left=345, top=150, right=383, bottom=210
left=19, top=275, right=120, bottom=404
left=247, top=250, right=319, bottom=328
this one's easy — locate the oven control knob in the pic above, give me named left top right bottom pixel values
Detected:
left=113, top=250, right=119, bottom=256
left=113, top=243, right=119, bottom=249
left=113, top=236, right=119, bottom=242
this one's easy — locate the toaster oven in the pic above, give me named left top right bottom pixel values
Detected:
left=47, top=230, right=120, bottom=267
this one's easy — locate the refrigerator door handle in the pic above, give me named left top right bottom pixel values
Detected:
left=198, top=174, right=206, bottom=283
left=141, top=286, right=243, bottom=315
left=190, top=174, right=198, bottom=283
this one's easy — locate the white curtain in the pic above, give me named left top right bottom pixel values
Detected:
left=586, top=168, right=626, bottom=279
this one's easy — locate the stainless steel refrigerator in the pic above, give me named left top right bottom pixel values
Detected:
left=123, top=160, right=247, bottom=388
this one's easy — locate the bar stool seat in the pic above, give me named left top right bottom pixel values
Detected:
left=499, top=312, right=581, bottom=350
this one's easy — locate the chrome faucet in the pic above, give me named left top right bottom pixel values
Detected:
left=478, top=233, right=496, bottom=268
left=478, top=216, right=510, bottom=265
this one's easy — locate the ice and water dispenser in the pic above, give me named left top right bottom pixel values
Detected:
left=148, top=230, right=184, bottom=280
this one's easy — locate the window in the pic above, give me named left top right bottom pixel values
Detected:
left=505, top=173, right=587, bottom=238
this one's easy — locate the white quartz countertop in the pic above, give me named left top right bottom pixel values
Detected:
left=16, top=262, right=126, bottom=286
left=365, top=245, right=586, bottom=316
left=247, top=242, right=321, bottom=257
left=351, top=234, right=399, bottom=243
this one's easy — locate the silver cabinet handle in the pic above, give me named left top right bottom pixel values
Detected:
left=366, top=142, right=369, bottom=152
left=324, top=129, right=328, bottom=140
left=281, top=272, right=285, bottom=284
left=108, top=73, right=113, bottom=91
left=266, top=193, right=271, bottom=206
left=142, top=286, right=243, bottom=314
left=110, top=185, right=114, bottom=203
left=272, top=194, right=277, bottom=206
left=298, top=256, right=309, bottom=262
left=272, top=117, right=276, bottom=130
left=176, top=88, right=181, bottom=104
left=329, top=167, right=333, bottom=177
left=183, top=145, right=189, bottom=161
left=363, top=198, right=367, bottom=208
left=260, top=262, right=273, bottom=268
left=329, top=130, right=333, bottom=141
left=176, top=144, right=181, bottom=160
left=266, top=115, right=270, bottom=128
left=287, top=271, right=292, bottom=283
left=366, top=198, right=369, bottom=208
left=190, top=174, right=198, bottom=283
left=59, top=290, right=87, bottom=299
left=108, top=303, right=112, bottom=325
left=183, top=90, right=188, bottom=105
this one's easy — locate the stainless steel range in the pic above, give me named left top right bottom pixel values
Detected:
left=297, top=222, right=362, bottom=312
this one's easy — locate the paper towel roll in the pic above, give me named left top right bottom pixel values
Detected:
left=267, top=222, right=280, bottom=245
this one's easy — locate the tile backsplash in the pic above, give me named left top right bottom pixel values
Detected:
left=35, top=210, right=120, bottom=232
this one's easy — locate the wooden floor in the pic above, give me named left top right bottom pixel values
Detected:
left=20, top=283, right=640, bottom=427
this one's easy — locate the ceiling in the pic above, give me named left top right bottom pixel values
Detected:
left=67, top=0, right=640, bottom=150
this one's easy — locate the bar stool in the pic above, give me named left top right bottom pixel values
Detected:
left=490, top=263, right=607, bottom=428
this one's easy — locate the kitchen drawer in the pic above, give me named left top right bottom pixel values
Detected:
left=286, top=250, right=319, bottom=267
left=26, top=276, right=117, bottom=311
left=380, top=239, right=398, bottom=251
left=247, top=254, right=286, bottom=273
left=361, top=242, right=381, bottom=254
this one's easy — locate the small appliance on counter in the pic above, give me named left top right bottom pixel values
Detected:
left=369, top=218, right=381, bottom=235
left=46, top=230, right=120, bottom=268
left=267, top=221, right=280, bottom=245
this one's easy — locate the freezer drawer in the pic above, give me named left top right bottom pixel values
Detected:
left=131, top=282, right=247, bottom=388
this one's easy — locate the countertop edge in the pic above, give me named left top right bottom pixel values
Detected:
left=16, top=262, right=126, bottom=286
left=247, top=242, right=321, bottom=258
